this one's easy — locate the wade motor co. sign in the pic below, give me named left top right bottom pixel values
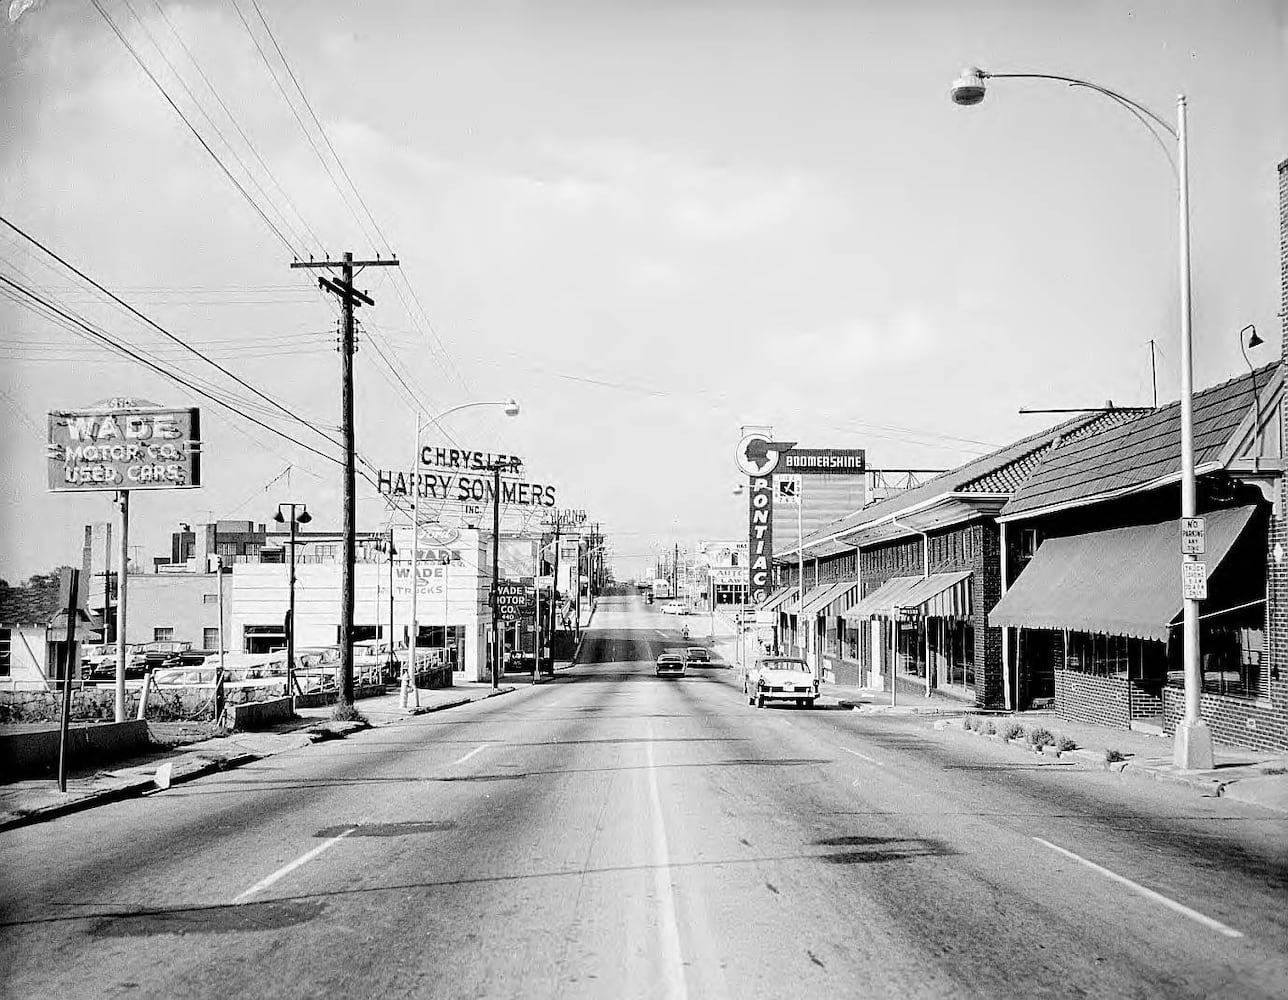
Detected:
left=47, top=403, right=201, bottom=491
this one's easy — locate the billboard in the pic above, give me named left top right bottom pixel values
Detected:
left=48, top=404, right=201, bottom=491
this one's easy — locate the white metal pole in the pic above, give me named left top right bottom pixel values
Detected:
left=406, top=413, right=421, bottom=709
left=534, top=569, right=542, bottom=683
left=796, top=496, right=804, bottom=661
left=115, top=490, right=129, bottom=723
left=1174, top=94, right=1212, bottom=769
left=216, top=554, right=226, bottom=725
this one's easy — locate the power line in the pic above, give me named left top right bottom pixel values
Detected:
left=146, top=0, right=326, bottom=255
left=88, top=0, right=300, bottom=257
left=229, top=0, right=378, bottom=250
left=0, top=213, right=347, bottom=457
left=0, top=270, right=345, bottom=468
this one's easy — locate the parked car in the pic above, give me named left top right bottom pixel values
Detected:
left=660, top=602, right=684, bottom=615
left=655, top=653, right=686, bottom=678
left=685, top=647, right=711, bottom=664
left=745, top=656, right=817, bottom=708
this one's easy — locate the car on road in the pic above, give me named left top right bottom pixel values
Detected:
left=685, top=647, right=711, bottom=664
left=745, top=656, right=817, bottom=708
left=655, top=653, right=686, bottom=678
left=660, top=602, right=685, bottom=615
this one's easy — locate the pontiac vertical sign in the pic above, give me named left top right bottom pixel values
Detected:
left=736, top=433, right=794, bottom=605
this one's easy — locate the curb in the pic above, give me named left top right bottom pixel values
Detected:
left=936, top=718, right=1285, bottom=810
left=0, top=691, right=514, bottom=832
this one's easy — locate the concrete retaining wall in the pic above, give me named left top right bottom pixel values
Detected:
left=1, top=720, right=151, bottom=779
left=229, top=697, right=294, bottom=731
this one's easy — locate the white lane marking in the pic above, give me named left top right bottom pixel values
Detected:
left=233, top=827, right=356, bottom=904
left=839, top=745, right=883, bottom=766
left=646, top=722, right=689, bottom=1000
left=453, top=744, right=489, bottom=766
left=1032, top=837, right=1243, bottom=938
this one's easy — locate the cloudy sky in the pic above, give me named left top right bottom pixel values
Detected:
left=1, top=0, right=1285, bottom=581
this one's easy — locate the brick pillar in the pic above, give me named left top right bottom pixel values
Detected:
left=1267, top=158, right=1288, bottom=746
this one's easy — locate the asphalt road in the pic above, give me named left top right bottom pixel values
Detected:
left=2, top=595, right=1286, bottom=999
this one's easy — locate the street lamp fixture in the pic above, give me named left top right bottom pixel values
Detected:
left=273, top=502, right=312, bottom=701
left=952, top=65, right=1213, bottom=769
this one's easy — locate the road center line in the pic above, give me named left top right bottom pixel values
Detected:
left=839, top=746, right=883, bottom=766
left=646, top=722, right=690, bottom=1000
left=233, top=827, right=356, bottom=905
left=453, top=744, right=489, bottom=766
left=1032, top=837, right=1243, bottom=938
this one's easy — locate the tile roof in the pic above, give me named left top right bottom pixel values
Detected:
left=0, top=584, right=63, bottom=626
left=1001, top=363, right=1279, bottom=518
left=792, top=409, right=1144, bottom=553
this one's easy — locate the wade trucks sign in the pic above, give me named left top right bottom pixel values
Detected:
left=47, top=403, right=201, bottom=491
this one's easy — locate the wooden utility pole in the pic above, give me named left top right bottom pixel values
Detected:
left=291, top=252, right=399, bottom=706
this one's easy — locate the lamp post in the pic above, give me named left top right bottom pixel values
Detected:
left=951, top=66, right=1212, bottom=769
left=374, top=529, right=396, bottom=681
left=273, top=502, right=312, bottom=701
left=408, top=399, right=519, bottom=701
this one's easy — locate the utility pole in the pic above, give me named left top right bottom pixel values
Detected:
left=291, top=252, right=399, bottom=706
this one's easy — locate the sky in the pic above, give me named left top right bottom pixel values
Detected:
left=1, top=0, right=1285, bottom=582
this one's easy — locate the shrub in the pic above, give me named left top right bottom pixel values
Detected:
left=1105, top=748, right=1126, bottom=764
left=1029, top=727, right=1055, bottom=749
left=983, top=719, right=996, bottom=735
left=1000, top=722, right=1025, bottom=742
left=330, top=702, right=368, bottom=724
left=1056, top=735, right=1077, bottom=753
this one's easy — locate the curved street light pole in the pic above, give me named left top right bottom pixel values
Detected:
left=952, top=68, right=1211, bottom=769
left=406, top=399, right=520, bottom=707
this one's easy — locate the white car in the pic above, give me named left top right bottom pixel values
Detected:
left=745, top=657, right=818, bottom=708
left=660, top=602, right=685, bottom=615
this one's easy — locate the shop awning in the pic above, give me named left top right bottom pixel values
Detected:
left=842, top=571, right=973, bottom=621
left=758, top=587, right=795, bottom=613
left=782, top=583, right=832, bottom=615
left=987, top=506, right=1256, bottom=642
left=799, top=580, right=859, bottom=617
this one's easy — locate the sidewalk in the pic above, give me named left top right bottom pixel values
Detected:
left=927, top=709, right=1288, bottom=814
left=0, top=681, right=517, bottom=833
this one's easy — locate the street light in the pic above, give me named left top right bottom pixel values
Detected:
left=406, top=399, right=520, bottom=705
left=952, top=66, right=1213, bottom=769
left=273, top=502, right=312, bottom=701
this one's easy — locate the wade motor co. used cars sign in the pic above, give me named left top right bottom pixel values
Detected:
left=47, top=403, right=201, bottom=491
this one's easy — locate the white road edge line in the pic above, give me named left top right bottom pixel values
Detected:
left=646, top=721, right=690, bottom=1000
left=233, top=827, right=357, bottom=905
left=453, top=744, right=489, bottom=766
left=1032, top=837, right=1243, bottom=939
left=839, top=745, right=883, bottom=766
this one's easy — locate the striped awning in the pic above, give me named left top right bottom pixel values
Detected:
left=799, top=580, right=859, bottom=617
left=758, top=587, right=796, bottom=613
left=843, top=571, right=973, bottom=621
left=782, top=583, right=832, bottom=615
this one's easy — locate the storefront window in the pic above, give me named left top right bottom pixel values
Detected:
left=1065, top=632, right=1168, bottom=681
left=1168, top=623, right=1265, bottom=699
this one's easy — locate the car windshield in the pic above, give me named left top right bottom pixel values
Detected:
left=760, top=659, right=808, bottom=672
